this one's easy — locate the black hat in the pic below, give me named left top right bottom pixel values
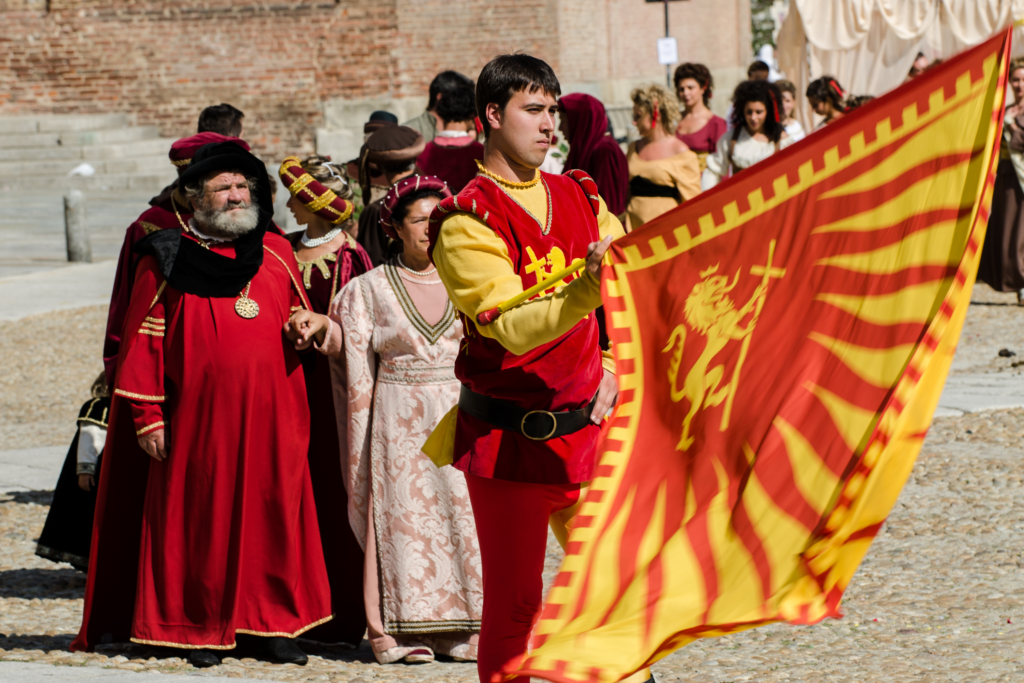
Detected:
left=369, top=110, right=399, bottom=123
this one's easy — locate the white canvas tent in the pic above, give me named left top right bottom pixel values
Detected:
left=776, top=0, right=1024, bottom=129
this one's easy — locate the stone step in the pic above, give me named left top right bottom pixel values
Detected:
left=0, top=138, right=174, bottom=163
left=0, top=126, right=160, bottom=149
left=0, top=113, right=131, bottom=135
left=0, top=154, right=174, bottom=178
left=0, top=171, right=175, bottom=193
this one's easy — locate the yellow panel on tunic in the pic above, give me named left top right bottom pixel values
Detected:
left=624, top=141, right=702, bottom=231
left=423, top=165, right=625, bottom=467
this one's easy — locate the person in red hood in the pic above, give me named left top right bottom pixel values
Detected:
left=557, top=93, right=629, bottom=216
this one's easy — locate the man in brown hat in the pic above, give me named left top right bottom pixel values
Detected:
left=346, top=111, right=399, bottom=209
left=356, top=125, right=425, bottom=266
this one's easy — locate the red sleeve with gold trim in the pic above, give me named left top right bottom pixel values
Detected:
left=113, top=256, right=167, bottom=436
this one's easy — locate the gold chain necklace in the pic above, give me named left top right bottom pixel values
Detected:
left=172, top=196, right=211, bottom=250
left=235, top=281, right=259, bottom=319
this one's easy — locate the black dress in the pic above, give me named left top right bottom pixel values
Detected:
left=35, top=397, right=110, bottom=572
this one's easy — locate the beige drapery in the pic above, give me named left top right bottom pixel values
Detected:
left=777, top=0, right=1024, bottom=131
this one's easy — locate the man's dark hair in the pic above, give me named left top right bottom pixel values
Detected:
left=476, top=54, right=561, bottom=137
left=730, top=79, right=786, bottom=143
left=428, top=71, right=475, bottom=111
left=747, top=60, right=770, bottom=77
left=198, top=104, right=245, bottom=137
left=435, top=77, right=477, bottom=125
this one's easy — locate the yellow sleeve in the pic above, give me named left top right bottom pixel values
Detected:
left=433, top=199, right=621, bottom=357
left=595, top=196, right=624, bottom=375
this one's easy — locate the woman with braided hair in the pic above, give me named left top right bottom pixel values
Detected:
left=624, top=83, right=701, bottom=230
left=278, top=154, right=373, bottom=646
left=806, top=76, right=848, bottom=129
left=702, top=79, right=792, bottom=190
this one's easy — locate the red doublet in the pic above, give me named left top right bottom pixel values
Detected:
left=74, top=233, right=331, bottom=651
left=434, top=171, right=603, bottom=485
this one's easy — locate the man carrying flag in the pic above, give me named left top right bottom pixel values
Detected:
left=513, top=29, right=1013, bottom=683
left=423, top=54, right=643, bottom=683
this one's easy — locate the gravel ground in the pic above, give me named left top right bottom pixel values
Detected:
left=0, top=305, right=107, bottom=450
left=2, top=286, right=1024, bottom=681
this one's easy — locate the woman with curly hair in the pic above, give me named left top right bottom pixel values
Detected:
left=674, top=63, right=728, bottom=172
left=625, top=83, right=701, bottom=230
left=702, top=79, right=792, bottom=190
left=806, top=76, right=847, bottom=129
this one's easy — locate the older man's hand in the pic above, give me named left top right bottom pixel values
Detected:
left=139, top=429, right=168, bottom=462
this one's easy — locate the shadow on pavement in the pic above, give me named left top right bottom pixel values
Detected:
left=0, top=568, right=84, bottom=600
left=3, top=490, right=54, bottom=505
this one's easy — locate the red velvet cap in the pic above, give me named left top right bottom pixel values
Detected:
left=279, top=156, right=355, bottom=225
left=169, top=133, right=250, bottom=175
left=379, top=175, right=451, bottom=240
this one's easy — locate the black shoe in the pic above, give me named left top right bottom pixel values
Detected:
left=187, top=649, right=220, bottom=668
left=265, top=636, right=308, bottom=665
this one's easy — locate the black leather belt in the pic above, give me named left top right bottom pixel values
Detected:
left=458, top=385, right=597, bottom=441
left=629, top=176, right=681, bottom=201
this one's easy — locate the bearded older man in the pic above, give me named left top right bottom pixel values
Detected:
left=73, top=142, right=333, bottom=668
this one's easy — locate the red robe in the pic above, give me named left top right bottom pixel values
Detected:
left=429, top=172, right=604, bottom=485
left=286, top=231, right=372, bottom=644
left=73, top=232, right=332, bottom=651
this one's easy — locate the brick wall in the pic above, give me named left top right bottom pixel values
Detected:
left=1, top=1, right=397, bottom=158
left=1, top=0, right=751, bottom=160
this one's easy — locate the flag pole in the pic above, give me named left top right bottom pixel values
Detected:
left=476, top=259, right=587, bottom=326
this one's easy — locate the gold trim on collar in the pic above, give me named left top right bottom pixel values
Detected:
left=475, top=160, right=540, bottom=189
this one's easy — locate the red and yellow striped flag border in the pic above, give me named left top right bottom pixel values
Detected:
left=515, top=30, right=1010, bottom=683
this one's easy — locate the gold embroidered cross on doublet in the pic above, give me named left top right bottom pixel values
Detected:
left=235, top=281, right=259, bottom=319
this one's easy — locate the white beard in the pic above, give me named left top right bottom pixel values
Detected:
left=193, top=201, right=260, bottom=239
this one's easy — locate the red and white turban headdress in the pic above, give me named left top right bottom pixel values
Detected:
left=278, top=156, right=355, bottom=225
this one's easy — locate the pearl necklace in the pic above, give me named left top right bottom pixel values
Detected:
left=397, top=255, right=437, bottom=277
left=300, top=227, right=343, bottom=248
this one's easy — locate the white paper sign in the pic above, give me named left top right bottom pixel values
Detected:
left=657, top=37, right=678, bottom=66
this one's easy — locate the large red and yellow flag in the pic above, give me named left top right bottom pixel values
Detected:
left=514, top=30, right=1011, bottom=683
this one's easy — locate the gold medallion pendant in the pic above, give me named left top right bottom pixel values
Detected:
left=235, top=281, right=259, bottom=319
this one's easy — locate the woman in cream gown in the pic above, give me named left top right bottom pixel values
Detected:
left=288, top=175, right=482, bottom=665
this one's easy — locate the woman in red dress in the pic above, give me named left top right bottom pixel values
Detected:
left=279, top=155, right=374, bottom=645
left=673, top=63, right=728, bottom=173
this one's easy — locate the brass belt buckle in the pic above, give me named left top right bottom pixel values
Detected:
left=522, top=409, right=558, bottom=441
